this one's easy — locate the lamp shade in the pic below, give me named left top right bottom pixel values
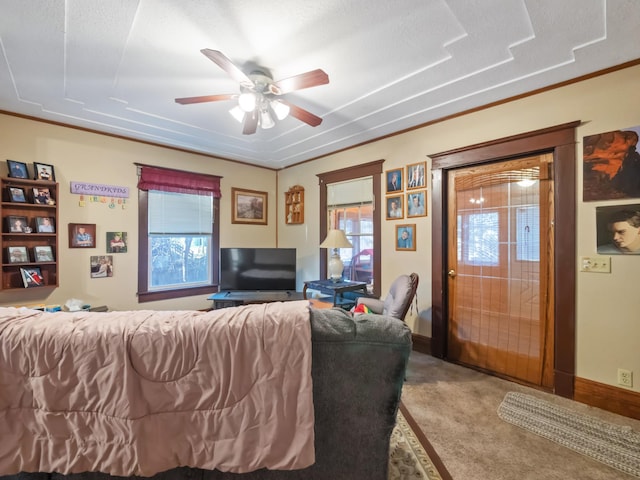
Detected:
left=320, top=229, right=353, bottom=249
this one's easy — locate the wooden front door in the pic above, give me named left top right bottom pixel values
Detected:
left=447, top=154, right=554, bottom=388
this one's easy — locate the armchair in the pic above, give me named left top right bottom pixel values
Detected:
left=356, top=273, right=419, bottom=321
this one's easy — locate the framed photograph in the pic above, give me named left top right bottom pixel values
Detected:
left=33, top=245, right=55, bottom=262
left=8, top=246, right=29, bottom=263
left=33, top=162, right=55, bottom=181
left=386, top=168, right=403, bottom=193
left=231, top=188, right=268, bottom=225
left=595, top=204, right=640, bottom=255
left=20, top=267, right=45, bottom=288
left=6, top=215, right=29, bottom=233
left=69, top=223, right=96, bottom=248
left=386, top=195, right=404, bottom=220
left=8, top=186, right=27, bottom=203
left=7, top=159, right=29, bottom=179
left=33, top=187, right=54, bottom=205
left=407, top=190, right=427, bottom=217
left=396, top=224, right=416, bottom=251
left=106, top=231, right=127, bottom=253
left=36, top=217, right=55, bottom=233
left=406, top=162, right=426, bottom=190
left=90, top=255, right=113, bottom=278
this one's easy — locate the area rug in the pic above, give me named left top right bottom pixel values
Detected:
left=498, top=391, right=640, bottom=478
left=389, top=403, right=451, bottom=480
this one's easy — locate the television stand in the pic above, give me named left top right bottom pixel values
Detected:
left=208, top=290, right=305, bottom=309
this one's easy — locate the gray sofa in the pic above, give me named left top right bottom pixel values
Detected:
left=1, top=306, right=412, bottom=480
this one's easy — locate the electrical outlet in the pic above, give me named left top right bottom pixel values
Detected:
left=580, top=256, right=611, bottom=273
left=617, top=368, right=633, bottom=387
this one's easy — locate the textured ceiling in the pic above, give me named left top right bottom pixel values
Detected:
left=1, top=0, right=639, bottom=169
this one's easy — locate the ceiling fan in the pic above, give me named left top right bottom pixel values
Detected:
left=175, top=49, right=329, bottom=135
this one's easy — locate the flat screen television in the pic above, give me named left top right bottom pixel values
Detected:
left=219, top=248, right=297, bottom=291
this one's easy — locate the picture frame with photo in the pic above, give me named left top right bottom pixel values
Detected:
left=36, top=217, right=56, bottom=233
left=20, top=266, right=45, bottom=288
left=69, top=223, right=96, bottom=248
left=6, top=215, right=29, bottom=233
left=406, top=161, right=426, bottom=190
left=7, top=159, right=29, bottom=179
left=33, top=162, right=55, bottom=181
left=386, top=168, right=403, bottom=193
left=595, top=204, right=640, bottom=255
left=7, top=246, right=29, bottom=263
left=386, top=195, right=404, bottom=220
left=91, top=255, right=113, bottom=278
left=231, top=188, right=268, bottom=225
left=407, top=190, right=427, bottom=217
left=33, top=245, right=55, bottom=262
left=8, top=186, right=27, bottom=203
left=396, top=224, right=416, bottom=251
left=106, top=231, right=127, bottom=253
left=32, top=187, right=54, bottom=205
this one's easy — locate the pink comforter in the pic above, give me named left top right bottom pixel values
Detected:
left=0, top=301, right=314, bottom=477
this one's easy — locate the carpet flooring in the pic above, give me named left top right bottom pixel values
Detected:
left=401, top=351, right=640, bottom=479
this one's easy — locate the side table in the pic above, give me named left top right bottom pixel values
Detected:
left=303, top=279, right=368, bottom=308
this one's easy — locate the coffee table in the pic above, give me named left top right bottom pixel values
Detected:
left=303, top=279, right=368, bottom=308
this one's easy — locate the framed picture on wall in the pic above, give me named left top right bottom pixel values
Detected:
left=395, top=224, right=416, bottom=251
left=69, top=223, right=96, bottom=248
left=386, top=168, right=403, bottom=193
left=386, top=195, right=404, bottom=220
left=231, top=188, right=268, bottom=225
left=406, top=162, right=426, bottom=190
left=407, top=190, right=427, bottom=217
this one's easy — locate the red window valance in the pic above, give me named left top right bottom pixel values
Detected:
left=136, top=164, right=222, bottom=197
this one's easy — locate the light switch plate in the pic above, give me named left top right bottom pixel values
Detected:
left=580, top=256, right=611, bottom=273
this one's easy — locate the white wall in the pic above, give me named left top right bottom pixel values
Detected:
left=0, top=114, right=277, bottom=311
left=278, top=64, right=640, bottom=393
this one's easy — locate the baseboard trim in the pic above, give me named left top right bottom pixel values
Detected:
left=574, top=376, right=640, bottom=421
left=412, top=333, right=431, bottom=355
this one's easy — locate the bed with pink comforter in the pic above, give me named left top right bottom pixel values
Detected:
left=0, top=301, right=314, bottom=477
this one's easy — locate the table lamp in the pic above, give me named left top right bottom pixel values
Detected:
left=320, top=229, right=353, bottom=282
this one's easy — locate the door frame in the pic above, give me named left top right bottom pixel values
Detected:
left=429, top=121, right=579, bottom=398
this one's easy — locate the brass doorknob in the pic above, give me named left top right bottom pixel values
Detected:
left=448, top=270, right=456, bottom=278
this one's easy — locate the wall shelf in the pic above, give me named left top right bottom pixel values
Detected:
left=1, top=177, right=59, bottom=290
left=285, top=185, right=304, bottom=225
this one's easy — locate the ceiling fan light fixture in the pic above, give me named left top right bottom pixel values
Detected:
left=270, top=99, right=290, bottom=120
left=260, top=109, right=275, bottom=129
left=238, top=92, right=257, bottom=112
left=229, top=105, right=245, bottom=123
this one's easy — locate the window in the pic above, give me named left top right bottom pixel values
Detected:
left=327, top=177, right=374, bottom=284
left=318, top=160, right=383, bottom=297
left=137, top=164, right=221, bottom=302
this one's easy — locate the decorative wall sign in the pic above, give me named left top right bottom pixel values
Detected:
left=70, top=182, right=129, bottom=198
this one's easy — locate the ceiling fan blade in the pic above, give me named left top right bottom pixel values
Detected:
left=175, top=93, right=237, bottom=105
left=269, top=69, right=329, bottom=95
left=200, top=49, right=255, bottom=89
left=243, top=110, right=259, bottom=135
left=280, top=100, right=323, bottom=127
